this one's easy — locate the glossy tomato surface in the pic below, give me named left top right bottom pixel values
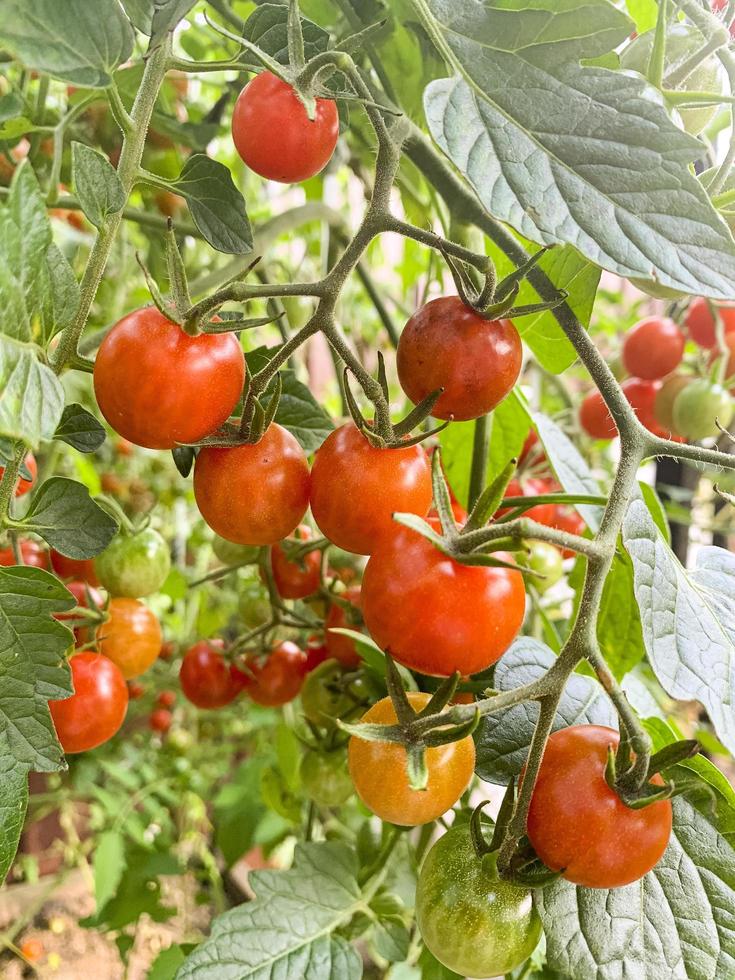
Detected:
left=310, top=424, right=432, bottom=555
left=180, top=640, right=240, bottom=709
left=194, top=424, right=310, bottom=546
left=622, top=377, right=664, bottom=435
left=498, top=477, right=556, bottom=526
left=95, top=527, right=171, bottom=598
left=270, top=525, right=321, bottom=599
left=622, top=316, right=684, bottom=380
left=50, top=652, right=128, bottom=753
left=348, top=693, right=475, bottom=825
left=580, top=390, right=617, bottom=439
left=232, top=72, right=338, bottom=183
left=96, top=597, right=162, bottom=679
left=50, top=550, right=98, bottom=584
left=685, top=297, right=735, bottom=349
left=93, top=307, right=245, bottom=449
left=672, top=379, right=733, bottom=440
left=240, top=641, right=308, bottom=707
left=363, top=526, right=525, bottom=676
left=397, top=297, right=522, bottom=420
left=526, top=725, right=673, bottom=888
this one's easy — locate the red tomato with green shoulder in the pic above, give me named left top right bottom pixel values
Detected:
left=49, top=652, right=128, bottom=753
left=0, top=539, right=48, bottom=568
left=240, top=641, right=308, bottom=707
left=325, top=587, right=363, bottom=668
left=180, top=639, right=240, bottom=709
left=96, top=597, right=162, bottom=679
left=270, top=525, right=321, bottom=599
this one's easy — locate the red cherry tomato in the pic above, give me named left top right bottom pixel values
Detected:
left=397, top=297, right=522, bottom=420
left=325, top=587, right=363, bottom=668
left=50, top=549, right=99, bottom=585
left=93, top=307, right=245, bottom=449
left=496, top=477, right=556, bottom=526
left=685, top=297, right=735, bottom=349
left=270, top=525, right=321, bottom=599
left=526, top=725, right=672, bottom=888
left=310, top=424, right=432, bottom=555
left=156, top=689, right=176, bottom=708
left=194, top=423, right=310, bottom=546
left=549, top=505, right=587, bottom=559
left=0, top=539, right=48, bottom=568
left=50, top=652, right=128, bottom=753
left=363, top=525, right=525, bottom=676
left=96, top=598, right=162, bottom=679
left=622, top=377, right=664, bottom=435
left=580, top=390, right=617, bottom=439
left=54, top=580, right=104, bottom=646
left=0, top=452, right=37, bottom=497
left=180, top=640, right=240, bottom=709
left=519, top=429, right=547, bottom=470
left=622, top=316, right=684, bottom=380
left=149, top=708, right=172, bottom=733
left=128, top=681, right=145, bottom=699
left=240, top=641, right=308, bottom=707
left=231, top=71, right=339, bottom=183
left=304, top=634, right=329, bottom=672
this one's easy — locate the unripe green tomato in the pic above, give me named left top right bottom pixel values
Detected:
left=525, top=540, right=564, bottom=594
left=212, top=535, right=260, bottom=565
left=95, top=527, right=170, bottom=598
left=416, top=825, right=541, bottom=978
left=654, top=374, right=690, bottom=435
left=238, top=584, right=272, bottom=629
left=301, top=659, right=358, bottom=729
left=672, top=379, right=733, bottom=441
left=300, top=749, right=353, bottom=807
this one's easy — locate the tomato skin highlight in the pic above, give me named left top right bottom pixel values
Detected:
left=397, top=297, right=522, bottom=420
left=93, top=307, right=245, bottom=450
left=232, top=71, right=338, bottom=183
left=348, top=693, right=475, bottom=825
left=310, top=423, right=432, bottom=555
left=325, top=586, right=362, bottom=668
left=622, top=316, right=684, bottom=380
left=580, top=390, right=617, bottom=439
left=240, top=641, right=308, bottom=707
left=416, top=824, right=541, bottom=978
left=685, top=297, right=735, bottom=349
left=180, top=640, right=240, bottom=709
left=270, top=525, right=321, bottom=599
left=95, top=527, right=171, bottom=598
left=362, top=526, right=525, bottom=676
left=50, top=550, right=98, bottom=584
left=96, top=597, right=162, bottom=679
left=194, top=423, right=310, bottom=546
left=526, top=725, right=673, bottom=888
left=50, top=652, right=128, bottom=754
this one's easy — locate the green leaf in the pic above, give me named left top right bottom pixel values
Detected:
left=0, top=0, right=134, bottom=87
left=0, top=117, right=42, bottom=140
left=149, top=945, right=196, bottom=980
left=625, top=0, right=659, bottom=34
left=261, top=370, right=335, bottom=453
left=623, top=499, right=735, bottom=755
left=474, top=637, right=616, bottom=784
left=72, top=142, right=125, bottom=229
left=0, top=337, right=65, bottom=449
left=597, top=551, right=646, bottom=681
left=20, top=477, right=119, bottom=559
left=639, top=480, right=671, bottom=544
left=418, top=0, right=735, bottom=298
left=0, top=760, right=28, bottom=886
left=536, top=797, right=735, bottom=979
left=171, top=155, right=252, bottom=255
left=120, top=0, right=154, bottom=34
left=94, top=831, right=126, bottom=910
left=372, top=917, right=411, bottom=963
left=533, top=413, right=604, bottom=531
left=243, top=4, right=330, bottom=64
left=176, top=841, right=364, bottom=979
left=150, top=0, right=197, bottom=49
left=88, top=844, right=178, bottom=930
left=54, top=404, right=106, bottom=453
left=0, top=93, right=23, bottom=123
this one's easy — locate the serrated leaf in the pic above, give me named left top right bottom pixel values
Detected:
left=0, top=0, right=134, bottom=87
left=176, top=841, right=364, bottom=979
left=623, top=499, right=735, bottom=755
left=243, top=4, right=330, bottom=64
left=418, top=0, right=735, bottom=298
left=533, top=413, right=604, bottom=531
left=0, top=337, right=64, bottom=449
left=474, top=637, right=616, bottom=784
left=171, top=155, right=252, bottom=255
left=20, top=477, right=119, bottom=559
left=54, top=404, right=106, bottom=453
left=72, top=142, right=125, bottom=229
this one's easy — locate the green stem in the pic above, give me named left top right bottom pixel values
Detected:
left=468, top=415, right=490, bottom=509
left=648, top=0, right=668, bottom=89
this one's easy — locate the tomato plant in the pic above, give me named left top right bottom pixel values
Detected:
left=324, top=587, right=363, bottom=668
left=0, top=452, right=36, bottom=496
left=49, top=652, right=128, bottom=754
left=300, top=748, right=353, bottom=807
left=270, top=524, right=321, bottom=599
left=95, top=526, right=171, bottom=597
left=179, top=640, right=240, bottom=709
left=239, top=641, right=308, bottom=707
left=96, top=597, right=162, bottom=679
left=622, top=316, right=685, bottom=380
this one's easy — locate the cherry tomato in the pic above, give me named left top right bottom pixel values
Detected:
left=497, top=477, right=557, bottom=526
left=348, top=692, right=475, bottom=825
left=416, top=824, right=541, bottom=977
left=363, top=526, right=525, bottom=676
left=128, top=681, right=145, bottom=699
left=685, top=298, right=735, bottom=349
left=231, top=71, right=339, bottom=183
left=672, top=379, right=733, bottom=441
left=19, top=938, right=44, bottom=963
left=300, top=748, right=353, bottom=807
left=159, top=640, right=177, bottom=661
left=50, top=652, right=128, bottom=753
left=240, top=640, right=308, bottom=707
left=239, top=584, right=272, bottom=630
left=149, top=708, right=172, bottom=733
left=526, top=725, right=672, bottom=888
left=93, top=307, right=245, bottom=449
left=325, top=586, right=363, bottom=668
left=50, top=549, right=98, bottom=584
left=95, top=527, right=171, bottom=598
left=194, top=423, right=310, bottom=546
left=0, top=452, right=37, bottom=497
left=654, top=374, right=689, bottom=436
left=304, top=634, right=329, bottom=673
left=549, top=505, right=587, bottom=559
left=525, top=540, right=564, bottom=593
left=397, top=297, right=522, bottom=420
left=310, top=423, right=432, bottom=555
left=157, top=689, right=176, bottom=708
left=580, top=389, right=617, bottom=439
left=96, top=597, right=162, bottom=679
left=212, top=536, right=261, bottom=566
left=519, top=429, right=547, bottom=470
left=180, top=640, right=240, bottom=709
left=0, top=539, right=48, bottom=568
left=301, top=658, right=363, bottom=729
left=54, top=580, right=104, bottom=645
left=270, top=525, right=321, bottom=599
left=622, top=316, right=684, bottom=380
left=623, top=377, right=664, bottom=435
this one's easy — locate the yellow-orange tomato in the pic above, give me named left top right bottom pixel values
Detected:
left=96, top=598, right=162, bottom=679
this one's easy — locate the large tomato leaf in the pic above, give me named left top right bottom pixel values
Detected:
left=416, top=0, right=735, bottom=298
left=72, top=143, right=126, bottom=230
left=170, top=155, right=253, bottom=255
left=242, top=3, right=330, bottom=64
left=19, top=478, right=119, bottom=559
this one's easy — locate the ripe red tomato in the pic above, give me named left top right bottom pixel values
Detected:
left=128, top=681, right=145, bottom=699
left=194, top=423, right=310, bottom=546
left=622, top=316, right=684, bottom=380
left=622, top=377, right=664, bottom=435
left=519, top=429, right=546, bottom=469
left=270, top=525, right=321, bottom=599
left=93, top=307, right=245, bottom=449
left=240, top=640, right=308, bottom=707
left=54, top=580, right=104, bottom=645
left=580, top=390, right=617, bottom=439
left=348, top=692, right=475, bottom=825
left=231, top=71, right=339, bottom=183
left=96, top=597, right=162, bottom=679
left=526, top=725, right=672, bottom=888
left=397, top=297, right=522, bottom=420
left=149, top=708, right=172, bottom=733
left=325, top=587, right=362, bottom=668
left=180, top=639, right=240, bottom=709
left=310, top=424, right=432, bottom=555
left=0, top=452, right=36, bottom=496
left=363, top=525, right=525, bottom=676
left=156, top=689, right=176, bottom=708
left=50, top=550, right=99, bottom=585
left=50, top=652, right=128, bottom=753
left=685, top=297, right=735, bottom=349
left=304, top=634, right=329, bottom=673
left=0, top=539, right=48, bottom=568
left=497, top=477, right=556, bottom=526
left=548, top=505, right=586, bottom=559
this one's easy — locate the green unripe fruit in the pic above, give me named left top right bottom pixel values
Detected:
left=673, top=379, right=733, bottom=441
left=95, top=527, right=170, bottom=598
